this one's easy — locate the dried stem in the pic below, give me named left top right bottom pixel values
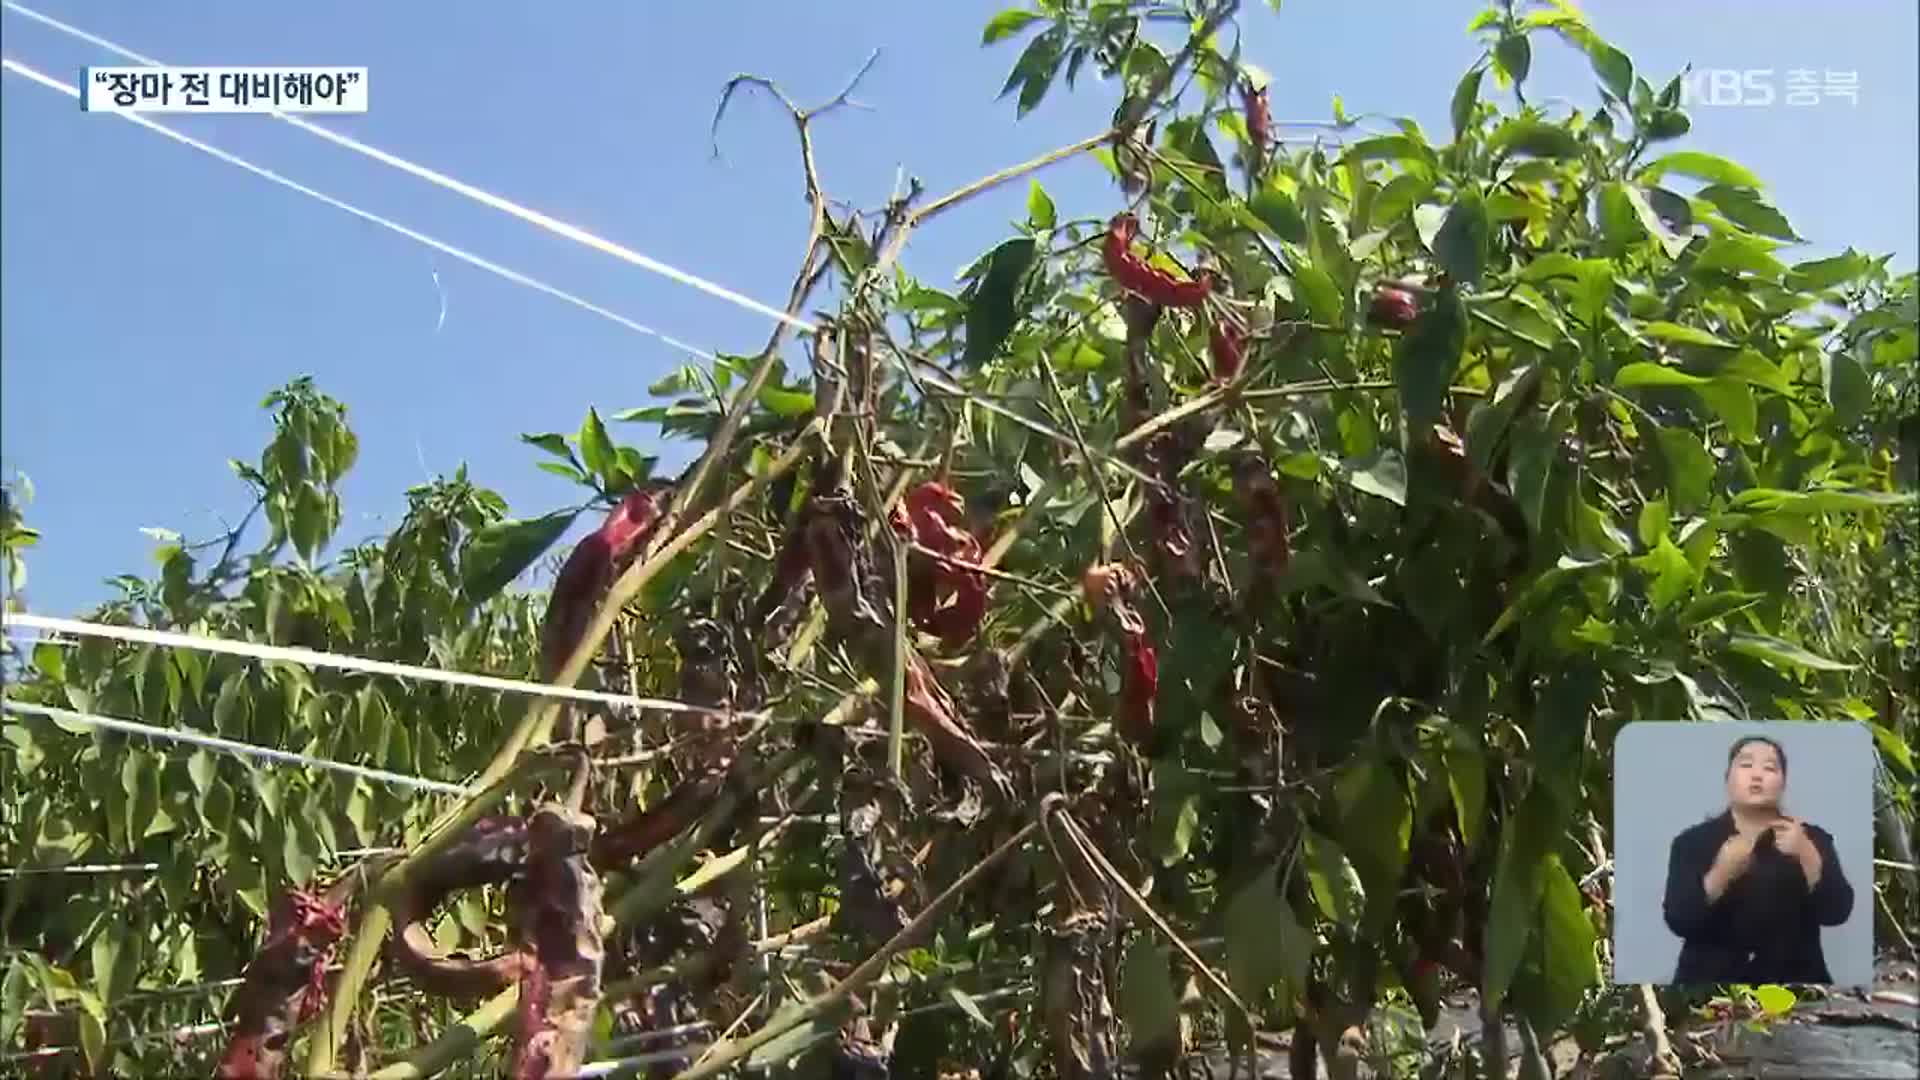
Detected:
left=665, top=818, right=1042, bottom=1080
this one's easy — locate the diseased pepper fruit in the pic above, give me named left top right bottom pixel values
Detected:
left=1366, top=285, right=1420, bottom=329
left=509, top=804, right=606, bottom=1080
left=889, top=481, right=989, bottom=646
left=1081, top=562, right=1158, bottom=749
left=388, top=816, right=533, bottom=999
left=539, top=487, right=670, bottom=680
left=1232, top=458, right=1293, bottom=581
left=215, top=881, right=357, bottom=1080
left=1244, top=81, right=1272, bottom=172
left=1208, top=317, right=1247, bottom=383
left=1102, top=214, right=1213, bottom=308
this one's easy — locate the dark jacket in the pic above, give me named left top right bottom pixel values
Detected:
left=1662, top=811, right=1853, bottom=985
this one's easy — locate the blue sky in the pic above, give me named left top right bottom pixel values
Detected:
left=3, top=1, right=1914, bottom=620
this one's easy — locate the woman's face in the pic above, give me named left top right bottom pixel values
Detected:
left=1726, top=741, right=1786, bottom=812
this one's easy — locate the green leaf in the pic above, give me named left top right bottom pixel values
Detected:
left=1522, top=254, right=1613, bottom=326
left=1696, top=185, right=1799, bottom=241
left=1292, top=264, right=1343, bottom=325
left=1754, top=984, right=1797, bottom=1017
left=756, top=384, right=815, bottom=419
left=1489, top=118, right=1581, bottom=159
left=1151, top=783, right=1202, bottom=866
left=1434, top=191, right=1490, bottom=286
left=1250, top=183, right=1308, bottom=243
left=1632, top=536, right=1697, bottom=611
left=520, top=432, right=573, bottom=461
left=1371, top=174, right=1434, bottom=228
left=981, top=7, right=1041, bottom=44
left=1641, top=150, right=1762, bottom=189
left=1585, top=41, right=1633, bottom=100
left=1730, top=487, right=1915, bottom=515
left=1787, top=250, right=1872, bottom=292
left=1337, top=759, right=1413, bottom=933
left=1679, top=591, right=1763, bottom=627
left=1693, top=233, right=1787, bottom=279
left=1303, top=829, right=1366, bottom=925
left=1223, top=867, right=1313, bottom=1009
left=1344, top=450, right=1408, bottom=506
left=962, top=237, right=1038, bottom=367
left=1485, top=787, right=1557, bottom=1011
left=932, top=984, right=988, bottom=1033
left=1725, top=633, right=1855, bottom=672
left=577, top=407, right=615, bottom=481
left=1615, top=365, right=1756, bottom=442
left=1494, top=34, right=1531, bottom=85
left=460, top=509, right=580, bottom=602
left=1822, top=349, right=1870, bottom=427
left=1026, top=180, right=1056, bottom=231
left=1643, top=108, right=1690, bottom=141
left=1636, top=498, right=1670, bottom=548
left=1715, top=350, right=1789, bottom=394
left=1443, top=732, right=1487, bottom=851
left=1451, top=66, right=1485, bottom=141
left=1530, top=856, right=1600, bottom=1034
left=1642, top=321, right=1735, bottom=349
left=77, top=1009, right=106, bottom=1077
left=1120, top=937, right=1181, bottom=1048
left=1004, top=26, right=1067, bottom=115
left=1394, top=286, right=1467, bottom=432
left=1656, top=427, right=1715, bottom=512
left=1507, top=402, right=1571, bottom=538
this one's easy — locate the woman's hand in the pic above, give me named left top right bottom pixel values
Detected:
left=1772, top=817, right=1824, bottom=888
left=1703, top=828, right=1764, bottom=901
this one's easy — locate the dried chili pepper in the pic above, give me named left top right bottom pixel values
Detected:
left=803, top=492, right=1012, bottom=798
left=215, top=879, right=358, bottom=1079
left=387, top=816, right=532, bottom=1000
left=1366, top=285, right=1420, bottom=329
left=509, top=805, right=606, bottom=1080
left=1081, top=562, right=1159, bottom=749
left=1102, top=214, right=1213, bottom=309
left=539, top=486, right=670, bottom=680
left=1208, top=317, right=1247, bottom=383
left=1244, top=81, right=1272, bottom=172
left=890, top=481, right=990, bottom=645
left=1232, top=458, right=1293, bottom=581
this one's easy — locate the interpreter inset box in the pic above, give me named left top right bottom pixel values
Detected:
left=1612, top=721, right=1874, bottom=988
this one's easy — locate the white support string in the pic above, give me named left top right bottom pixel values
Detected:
left=0, top=56, right=715, bottom=363
left=4, top=613, right=754, bottom=720
left=0, top=52, right=1146, bottom=486
left=3, top=700, right=477, bottom=795
left=0, top=848, right=399, bottom=880
left=2, top=2, right=816, bottom=336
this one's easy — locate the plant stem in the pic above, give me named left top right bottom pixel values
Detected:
left=665, top=818, right=1041, bottom=1080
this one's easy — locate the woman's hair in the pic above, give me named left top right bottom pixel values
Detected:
left=1726, top=734, right=1788, bottom=777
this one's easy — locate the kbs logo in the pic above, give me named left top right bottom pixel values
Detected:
left=1678, top=68, right=1860, bottom=108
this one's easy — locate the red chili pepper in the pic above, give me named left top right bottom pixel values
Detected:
left=1119, top=631, right=1159, bottom=747
left=1209, top=318, right=1246, bottom=382
left=1103, top=214, right=1214, bottom=309
left=1367, top=285, right=1420, bottom=329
